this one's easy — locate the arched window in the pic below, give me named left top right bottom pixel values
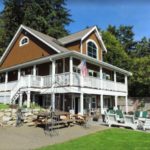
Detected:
left=19, top=36, right=29, bottom=46
left=87, top=41, right=98, bottom=59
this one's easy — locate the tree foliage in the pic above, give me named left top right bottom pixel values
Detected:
left=0, top=0, right=72, bottom=52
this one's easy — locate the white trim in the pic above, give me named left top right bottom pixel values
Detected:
left=0, top=24, right=60, bottom=66
left=19, top=36, right=29, bottom=47
left=0, top=51, right=132, bottom=76
left=86, top=39, right=99, bottom=60
left=81, top=26, right=107, bottom=53
left=22, top=25, right=60, bottom=53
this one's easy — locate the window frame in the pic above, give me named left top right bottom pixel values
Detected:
left=19, top=36, right=29, bottom=47
left=86, top=39, right=99, bottom=60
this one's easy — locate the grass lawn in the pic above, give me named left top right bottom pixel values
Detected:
left=0, top=103, right=9, bottom=109
left=37, top=128, right=150, bottom=150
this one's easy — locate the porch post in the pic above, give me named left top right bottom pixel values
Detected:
left=18, top=69, right=21, bottom=80
left=27, top=91, right=31, bottom=108
left=19, top=92, right=23, bottom=107
left=33, top=65, right=36, bottom=76
left=125, top=95, right=128, bottom=113
left=69, top=56, right=73, bottom=86
left=125, top=75, right=128, bottom=92
left=5, top=72, right=8, bottom=92
left=100, top=94, right=104, bottom=114
left=80, top=93, right=84, bottom=115
left=114, top=71, right=117, bottom=91
left=115, top=95, right=118, bottom=109
left=52, top=60, right=56, bottom=84
left=51, top=93, right=55, bottom=111
left=100, top=66, right=103, bottom=89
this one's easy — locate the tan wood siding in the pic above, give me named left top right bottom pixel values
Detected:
left=65, top=40, right=80, bottom=52
left=82, top=31, right=102, bottom=61
left=0, top=30, right=57, bottom=69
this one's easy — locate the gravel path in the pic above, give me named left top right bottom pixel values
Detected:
left=0, top=124, right=108, bottom=150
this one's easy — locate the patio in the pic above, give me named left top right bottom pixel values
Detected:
left=0, top=124, right=107, bottom=150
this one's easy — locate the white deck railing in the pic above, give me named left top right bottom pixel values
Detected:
left=0, top=72, right=127, bottom=93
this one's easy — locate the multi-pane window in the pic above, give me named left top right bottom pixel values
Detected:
left=87, top=41, right=97, bottom=59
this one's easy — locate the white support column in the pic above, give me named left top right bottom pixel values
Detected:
left=52, top=60, right=56, bottom=84
left=125, top=95, right=128, bottom=113
left=100, top=94, right=104, bottom=114
left=100, top=66, right=103, bottom=89
left=80, top=60, right=84, bottom=87
left=19, top=92, right=23, bottom=107
left=115, top=95, right=118, bottom=109
left=114, top=71, right=117, bottom=91
left=27, top=91, right=31, bottom=108
left=5, top=72, right=8, bottom=94
left=33, top=65, right=36, bottom=76
left=18, top=69, right=21, bottom=80
left=125, top=75, right=128, bottom=92
left=80, top=93, right=84, bottom=115
left=69, top=57, right=73, bottom=86
left=51, top=93, right=55, bottom=111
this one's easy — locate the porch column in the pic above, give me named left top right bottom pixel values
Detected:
left=100, top=94, right=104, bottom=114
left=80, top=93, right=84, bottom=115
left=114, top=71, right=117, bottom=91
left=52, top=60, right=56, bottom=84
left=100, top=66, right=103, bottom=89
left=27, top=91, right=31, bottom=108
left=69, top=57, right=73, bottom=86
left=115, top=95, right=118, bottom=109
left=19, top=92, right=23, bottom=107
left=18, top=69, right=21, bottom=80
left=125, top=75, right=128, bottom=92
left=125, top=95, right=128, bottom=113
left=5, top=72, right=8, bottom=92
left=33, top=65, right=36, bottom=76
left=51, top=93, right=55, bottom=111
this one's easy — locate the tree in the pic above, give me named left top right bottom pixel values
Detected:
left=107, top=25, right=136, bottom=53
left=0, top=14, right=5, bottom=54
left=131, top=37, right=150, bottom=57
left=129, top=56, right=150, bottom=97
left=1, top=0, right=72, bottom=52
left=102, top=31, right=130, bottom=70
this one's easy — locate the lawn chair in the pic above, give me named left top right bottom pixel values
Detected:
left=143, top=119, right=150, bottom=131
left=115, top=109, right=124, bottom=123
left=124, top=115, right=137, bottom=130
left=106, top=114, right=118, bottom=127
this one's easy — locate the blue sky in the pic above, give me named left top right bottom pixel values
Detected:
left=0, top=0, right=150, bottom=40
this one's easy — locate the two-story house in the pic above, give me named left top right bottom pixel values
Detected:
left=0, top=25, right=132, bottom=115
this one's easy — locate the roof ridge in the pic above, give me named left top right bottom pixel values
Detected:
left=59, top=25, right=96, bottom=40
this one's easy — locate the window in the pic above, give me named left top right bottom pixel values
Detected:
left=19, top=36, right=29, bottom=46
left=87, top=41, right=98, bottom=59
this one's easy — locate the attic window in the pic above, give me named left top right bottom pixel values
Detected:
left=19, top=36, right=29, bottom=46
left=87, top=40, right=98, bottom=59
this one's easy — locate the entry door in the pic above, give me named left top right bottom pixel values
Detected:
left=75, top=97, right=79, bottom=114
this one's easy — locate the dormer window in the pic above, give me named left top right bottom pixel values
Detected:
left=19, top=36, right=29, bottom=47
left=87, top=40, right=98, bottom=59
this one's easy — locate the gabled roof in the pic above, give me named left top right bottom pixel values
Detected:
left=58, top=26, right=94, bottom=44
left=58, top=26, right=107, bottom=52
left=0, top=24, right=69, bottom=65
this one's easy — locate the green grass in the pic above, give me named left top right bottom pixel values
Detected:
left=0, top=103, right=9, bottom=109
left=37, top=128, right=150, bottom=150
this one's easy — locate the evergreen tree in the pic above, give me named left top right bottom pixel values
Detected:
left=1, top=0, right=72, bottom=52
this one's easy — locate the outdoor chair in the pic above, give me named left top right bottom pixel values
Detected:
left=124, top=115, right=137, bottom=130
left=105, top=114, right=118, bottom=127
left=143, top=119, right=150, bottom=131
left=115, top=109, right=124, bottom=123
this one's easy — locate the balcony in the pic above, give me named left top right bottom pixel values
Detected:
left=0, top=72, right=127, bottom=93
